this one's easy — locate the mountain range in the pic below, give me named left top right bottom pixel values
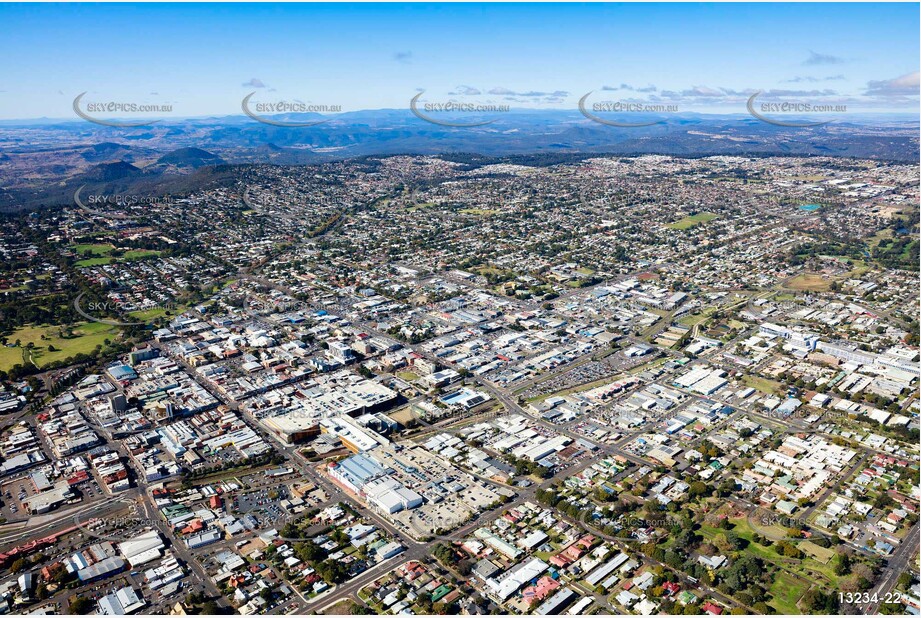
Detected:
left=0, top=109, right=917, bottom=211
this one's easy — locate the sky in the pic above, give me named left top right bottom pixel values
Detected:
left=0, top=2, right=918, bottom=120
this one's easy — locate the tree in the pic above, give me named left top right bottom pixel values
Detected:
left=834, top=553, right=851, bottom=576
left=776, top=541, right=803, bottom=559
left=689, top=481, right=711, bottom=498
left=348, top=602, right=375, bottom=615
left=69, top=596, right=93, bottom=615
left=200, top=600, right=219, bottom=615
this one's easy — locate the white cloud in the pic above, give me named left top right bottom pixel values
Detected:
left=865, top=71, right=920, bottom=97
left=803, top=51, right=846, bottom=66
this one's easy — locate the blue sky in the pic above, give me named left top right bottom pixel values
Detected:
left=0, top=3, right=917, bottom=119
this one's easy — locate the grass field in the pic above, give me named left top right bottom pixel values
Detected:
left=667, top=212, right=718, bottom=230
left=128, top=305, right=182, bottom=322
left=320, top=601, right=355, bottom=615
left=387, top=406, right=418, bottom=426
left=700, top=517, right=822, bottom=613
left=72, top=244, right=160, bottom=267
left=731, top=516, right=844, bottom=597
left=0, top=346, right=25, bottom=372
left=459, top=208, right=500, bottom=216
left=769, top=572, right=808, bottom=614
left=866, top=228, right=894, bottom=250
left=397, top=371, right=419, bottom=381
left=0, top=322, right=119, bottom=371
left=741, top=374, right=785, bottom=396
left=72, top=243, right=115, bottom=256
left=678, top=306, right=718, bottom=328
left=800, top=540, right=835, bottom=564
left=75, top=257, right=114, bottom=267
left=122, top=249, right=160, bottom=260
left=786, top=273, right=831, bottom=292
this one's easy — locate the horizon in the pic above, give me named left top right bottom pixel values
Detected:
left=3, top=106, right=921, bottom=126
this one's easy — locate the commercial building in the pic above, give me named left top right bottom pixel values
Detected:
left=118, top=531, right=165, bottom=568
left=534, top=588, right=576, bottom=615
left=328, top=453, right=423, bottom=514
left=486, top=557, right=548, bottom=601
left=327, top=341, right=356, bottom=364
left=77, top=556, right=126, bottom=583
left=363, top=477, right=424, bottom=514
left=319, top=415, right=389, bottom=453
left=258, top=380, right=398, bottom=443
left=328, top=454, right=386, bottom=494
left=185, top=529, right=222, bottom=549
left=26, top=482, right=74, bottom=515
left=97, top=586, right=146, bottom=615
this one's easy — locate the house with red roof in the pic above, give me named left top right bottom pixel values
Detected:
left=549, top=554, right=571, bottom=568
left=702, top=601, right=724, bottom=615
left=521, top=576, right=560, bottom=603
left=576, top=534, right=595, bottom=549
left=662, top=581, right=681, bottom=596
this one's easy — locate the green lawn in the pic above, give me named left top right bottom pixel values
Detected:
left=0, top=346, right=25, bottom=372
left=122, top=249, right=161, bottom=260
left=460, top=208, right=499, bottom=216
left=72, top=243, right=115, bottom=256
left=769, top=572, right=808, bottom=614
left=678, top=306, right=717, bottom=328
left=732, top=517, right=846, bottom=591
left=128, top=305, right=182, bottom=322
left=397, top=371, right=420, bottom=381
left=667, top=212, right=718, bottom=230
left=75, top=256, right=114, bottom=267
left=786, top=273, right=831, bottom=292
left=75, top=248, right=161, bottom=268
left=742, top=374, right=785, bottom=396
left=0, top=322, right=120, bottom=371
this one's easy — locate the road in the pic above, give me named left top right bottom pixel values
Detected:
left=862, top=521, right=920, bottom=614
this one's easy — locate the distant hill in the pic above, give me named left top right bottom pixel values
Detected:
left=155, top=147, right=226, bottom=169
left=80, top=142, right=137, bottom=163
left=79, top=161, right=144, bottom=182
left=0, top=110, right=916, bottom=211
